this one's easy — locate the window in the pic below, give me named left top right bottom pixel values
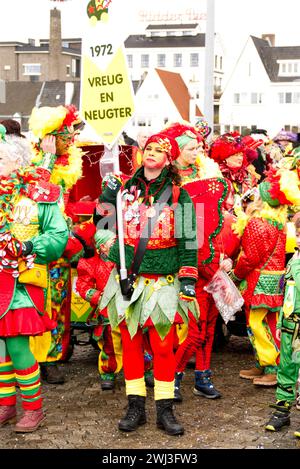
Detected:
left=66, top=65, right=70, bottom=76
left=71, top=59, right=80, bottom=78
left=141, top=54, right=149, bottom=68
left=190, top=53, right=199, bottom=67
left=279, top=61, right=300, bottom=76
left=167, top=31, right=177, bottom=36
left=224, top=125, right=230, bottom=133
left=233, top=93, right=240, bottom=104
left=220, top=56, right=223, bottom=70
left=251, top=125, right=257, bottom=131
left=251, top=93, right=263, bottom=104
left=127, top=55, right=133, bottom=68
left=174, top=53, right=182, bottom=67
left=278, top=92, right=295, bottom=104
left=23, top=63, right=41, bottom=75
left=62, top=41, right=69, bottom=48
left=214, top=55, right=218, bottom=68
left=286, top=92, right=292, bottom=103
left=183, top=30, right=193, bottom=36
left=294, top=93, right=300, bottom=104
left=157, top=54, right=166, bottom=67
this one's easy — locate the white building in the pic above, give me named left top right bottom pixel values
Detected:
left=125, top=68, right=202, bottom=136
left=124, top=23, right=225, bottom=114
left=219, top=35, right=300, bottom=137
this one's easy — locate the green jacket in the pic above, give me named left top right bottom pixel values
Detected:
left=102, top=167, right=198, bottom=277
left=277, top=257, right=300, bottom=328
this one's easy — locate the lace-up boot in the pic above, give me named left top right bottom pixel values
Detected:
left=15, top=409, right=46, bottom=433
left=156, top=399, right=184, bottom=436
left=0, top=405, right=16, bottom=426
left=118, top=395, right=146, bottom=432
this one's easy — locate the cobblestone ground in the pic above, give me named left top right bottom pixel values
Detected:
left=1, top=335, right=300, bottom=450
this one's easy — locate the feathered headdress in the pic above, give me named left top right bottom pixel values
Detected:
left=259, top=166, right=300, bottom=207
left=29, top=105, right=83, bottom=140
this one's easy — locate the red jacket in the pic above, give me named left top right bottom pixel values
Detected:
left=76, top=255, right=114, bottom=307
left=234, top=217, right=286, bottom=311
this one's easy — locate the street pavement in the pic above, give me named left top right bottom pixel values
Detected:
left=1, top=335, right=300, bottom=450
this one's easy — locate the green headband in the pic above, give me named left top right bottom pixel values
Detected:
left=94, top=229, right=115, bottom=249
left=175, top=134, right=197, bottom=149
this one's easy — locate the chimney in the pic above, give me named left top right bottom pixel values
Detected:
left=49, top=8, right=62, bottom=80
left=261, top=34, right=275, bottom=47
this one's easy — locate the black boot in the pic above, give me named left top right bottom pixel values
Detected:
left=118, top=395, right=146, bottom=432
left=156, top=399, right=184, bottom=436
left=174, top=372, right=184, bottom=403
left=40, top=364, right=65, bottom=384
left=265, top=401, right=291, bottom=432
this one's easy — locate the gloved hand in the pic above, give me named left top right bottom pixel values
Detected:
left=100, top=174, right=122, bottom=203
left=179, top=278, right=196, bottom=301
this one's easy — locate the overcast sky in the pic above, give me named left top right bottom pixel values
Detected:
left=1, top=0, right=300, bottom=68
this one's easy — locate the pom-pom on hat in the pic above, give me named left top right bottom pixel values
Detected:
left=195, top=117, right=212, bottom=138
left=209, top=132, right=245, bottom=163
left=144, top=133, right=180, bottom=161
left=29, top=105, right=84, bottom=140
left=163, top=122, right=203, bottom=149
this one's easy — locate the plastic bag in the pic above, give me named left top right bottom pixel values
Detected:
left=204, top=269, right=244, bottom=323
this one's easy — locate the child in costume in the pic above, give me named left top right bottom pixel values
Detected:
left=28, top=105, right=85, bottom=384
left=232, top=166, right=300, bottom=386
left=0, top=131, right=68, bottom=432
left=76, top=229, right=154, bottom=390
left=94, top=132, right=199, bottom=436
left=76, top=229, right=121, bottom=390
left=265, top=216, right=300, bottom=435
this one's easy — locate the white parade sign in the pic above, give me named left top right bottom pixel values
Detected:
left=80, top=0, right=136, bottom=148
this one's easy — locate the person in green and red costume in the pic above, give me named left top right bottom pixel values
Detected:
left=0, top=129, right=68, bottom=432
left=94, top=132, right=199, bottom=436
left=163, top=122, right=240, bottom=401
left=232, top=165, right=300, bottom=386
left=28, top=105, right=85, bottom=385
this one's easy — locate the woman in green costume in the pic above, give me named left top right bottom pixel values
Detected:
left=95, top=132, right=199, bottom=436
left=0, top=131, right=68, bottom=432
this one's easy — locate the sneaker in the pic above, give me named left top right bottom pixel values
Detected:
left=100, top=373, right=115, bottom=390
left=253, top=374, right=277, bottom=386
left=239, top=367, right=264, bottom=380
left=15, top=409, right=46, bottom=433
left=0, top=405, right=16, bottom=426
left=265, top=410, right=290, bottom=432
left=194, top=370, right=221, bottom=399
